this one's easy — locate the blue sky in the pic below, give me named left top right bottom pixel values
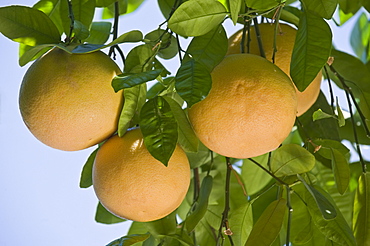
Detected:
left=0, top=1, right=368, bottom=245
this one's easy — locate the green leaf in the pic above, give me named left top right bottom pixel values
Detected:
left=71, top=0, right=95, bottom=29
left=245, top=198, right=287, bottom=246
left=330, top=148, right=350, bottom=195
left=185, top=142, right=214, bottom=169
left=340, top=117, right=370, bottom=145
left=144, top=211, right=177, bottom=236
left=241, top=153, right=273, bottom=196
left=124, top=44, right=156, bottom=73
left=117, top=83, right=147, bottom=137
left=79, top=148, right=98, bottom=188
left=112, top=69, right=164, bottom=92
left=168, top=0, right=227, bottom=37
left=228, top=202, right=253, bottom=246
left=72, top=30, right=143, bottom=53
left=95, top=202, right=126, bottom=224
left=297, top=92, right=340, bottom=141
left=175, top=59, right=212, bottom=108
left=139, top=96, right=178, bottom=166
left=106, top=233, right=150, bottom=246
left=271, top=144, right=316, bottom=177
left=102, top=0, right=145, bottom=18
left=84, top=21, right=112, bottom=44
left=229, top=0, right=242, bottom=25
left=158, top=0, right=176, bottom=18
left=291, top=11, right=332, bottom=91
left=313, top=109, right=336, bottom=121
left=336, top=97, right=346, bottom=127
left=163, top=96, right=199, bottom=152
left=304, top=187, right=357, bottom=246
left=144, top=29, right=178, bottom=59
left=185, top=25, right=228, bottom=72
left=330, top=49, right=370, bottom=93
left=313, top=138, right=350, bottom=160
left=96, top=0, right=116, bottom=7
left=0, top=6, right=61, bottom=46
left=18, top=43, right=55, bottom=66
left=298, top=175, right=337, bottom=220
left=33, top=0, right=70, bottom=35
left=350, top=13, right=370, bottom=61
left=353, top=172, right=370, bottom=245
left=185, top=175, right=213, bottom=232
left=72, top=20, right=90, bottom=40
left=338, top=0, right=361, bottom=14
left=245, top=0, right=279, bottom=10
left=361, top=0, right=370, bottom=12
left=301, top=0, right=338, bottom=19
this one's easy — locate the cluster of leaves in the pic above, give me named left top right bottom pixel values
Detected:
left=1, top=0, right=370, bottom=245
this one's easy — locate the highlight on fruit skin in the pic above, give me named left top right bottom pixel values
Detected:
left=188, top=53, right=297, bottom=159
left=92, top=128, right=191, bottom=222
left=19, top=47, right=123, bottom=151
left=227, top=23, right=322, bottom=116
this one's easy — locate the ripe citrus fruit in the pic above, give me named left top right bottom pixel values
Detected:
left=227, top=23, right=322, bottom=116
left=188, top=54, right=297, bottom=159
left=92, top=128, right=190, bottom=222
left=19, top=47, right=123, bottom=151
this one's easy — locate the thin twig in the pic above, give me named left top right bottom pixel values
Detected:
left=248, top=158, right=288, bottom=185
left=216, top=157, right=234, bottom=246
left=272, top=5, right=283, bottom=64
left=108, top=1, right=125, bottom=65
left=285, top=185, right=293, bottom=246
left=252, top=18, right=266, bottom=58
left=323, top=66, right=335, bottom=112
left=66, top=0, right=74, bottom=44
left=193, top=167, right=200, bottom=202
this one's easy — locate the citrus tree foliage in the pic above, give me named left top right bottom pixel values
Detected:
left=1, top=0, right=370, bottom=245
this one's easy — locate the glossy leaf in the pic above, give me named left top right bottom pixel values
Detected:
left=124, top=44, right=156, bottom=73
left=139, top=96, right=178, bottom=166
left=245, top=198, right=287, bottom=246
left=353, top=172, right=370, bottom=245
left=241, top=153, right=273, bottom=196
left=313, top=109, right=336, bottom=121
left=175, top=59, right=212, bottom=108
left=314, top=139, right=350, bottom=160
left=95, top=202, right=126, bottom=224
left=144, top=29, right=178, bottom=59
left=301, top=0, right=338, bottom=19
left=229, top=0, right=242, bottom=25
left=72, top=30, right=143, bottom=53
left=158, top=0, right=176, bottom=18
left=168, top=0, right=227, bottom=37
left=298, top=175, right=337, bottom=220
left=297, top=92, right=340, bottom=141
left=73, top=20, right=90, bottom=40
left=106, top=233, right=150, bottom=246
left=291, top=11, right=332, bottom=91
left=71, top=0, right=95, bottom=29
left=144, top=211, right=177, bottom=236
left=0, top=6, right=61, bottom=46
left=271, top=144, right=316, bottom=177
left=117, top=84, right=147, bottom=137
left=185, top=25, right=228, bottom=72
left=228, top=202, right=253, bottom=246
left=163, top=96, right=199, bottom=152
left=185, top=175, right=213, bottom=232
left=350, top=13, right=369, bottom=61
left=18, top=43, right=55, bottom=66
left=33, top=0, right=70, bottom=35
left=304, top=187, right=357, bottom=246
left=85, top=22, right=112, bottom=44
left=330, top=148, right=350, bottom=194
left=330, top=49, right=370, bottom=93
left=245, top=0, right=279, bottom=10
left=112, top=69, right=164, bottom=92
left=79, top=148, right=98, bottom=188
left=336, top=97, right=346, bottom=127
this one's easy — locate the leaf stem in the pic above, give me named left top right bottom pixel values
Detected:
left=241, top=7, right=250, bottom=54
left=285, top=185, right=293, bottom=246
left=248, top=158, right=288, bottom=185
left=252, top=18, right=266, bottom=58
left=327, top=64, right=367, bottom=172
left=193, top=167, right=200, bottom=202
left=66, top=0, right=74, bottom=44
left=272, top=5, right=283, bottom=64
left=109, top=1, right=125, bottom=65
left=216, top=157, right=234, bottom=246
left=323, top=66, right=335, bottom=112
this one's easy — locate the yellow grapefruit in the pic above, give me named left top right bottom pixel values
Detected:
left=227, top=23, right=322, bottom=116
left=92, top=128, right=190, bottom=222
left=19, top=47, right=123, bottom=151
left=188, top=54, right=297, bottom=159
